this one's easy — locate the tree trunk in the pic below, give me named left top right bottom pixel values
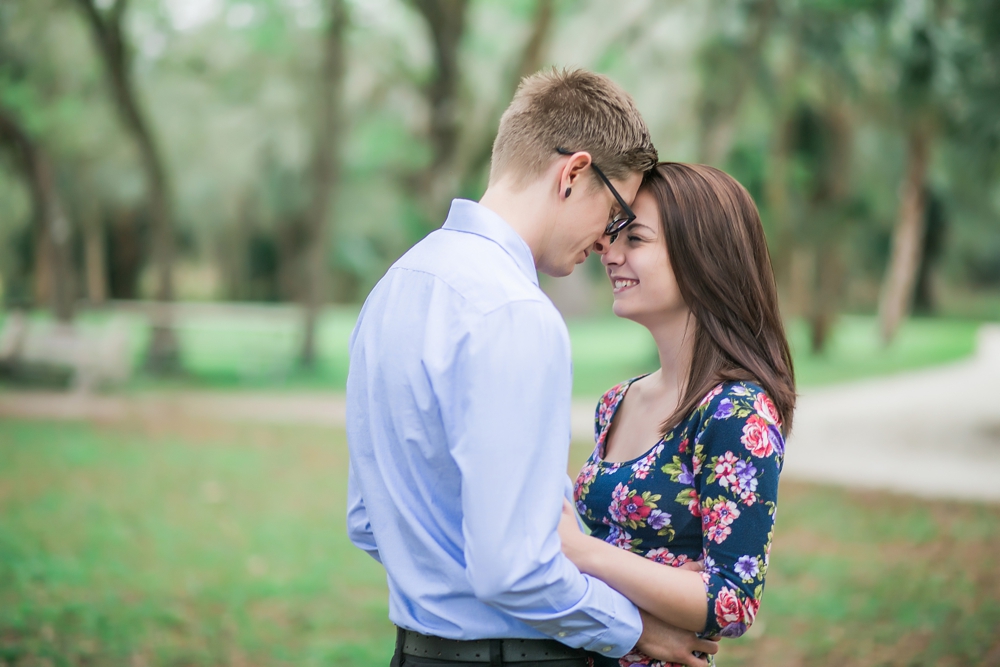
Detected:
left=459, top=0, right=555, bottom=196
left=300, top=0, right=349, bottom=368
left=807, top=100, right=852, bottom=354
left=696, top=0, right=775, bottom=166
left=411, top=0, right=469, bottom=224
left=83, top=199, right=108, bottom=306
left=0, top=108, right=75, bottom=322
left=766, top=113, right=795, bottom=304
left=809, top=246, right=843, bottom=354
left=74, top=0, right=179, bottom=372
left=878, top=124, right=932, bottom=344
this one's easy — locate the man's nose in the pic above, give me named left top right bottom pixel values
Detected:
left=592, top=237, right=612, bottom=255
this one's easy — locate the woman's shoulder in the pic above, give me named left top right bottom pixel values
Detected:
left=694, top=381, right=785, bottom=460
left=594, top=377, right=643, bottom=434
left=695, top=381, right=780, bottom=426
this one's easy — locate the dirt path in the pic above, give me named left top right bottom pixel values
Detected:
left=3, top=326, right=998, bottom=503
left=781, top=326, right=1000, bottom=503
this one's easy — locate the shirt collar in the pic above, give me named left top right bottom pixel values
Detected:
left=442, top=199, right=539, bottom=287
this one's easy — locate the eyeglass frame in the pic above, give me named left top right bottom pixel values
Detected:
left=555, top=147, right=637, bottom=242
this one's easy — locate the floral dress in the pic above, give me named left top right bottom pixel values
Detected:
left=575, top=379, right=785, bottom=667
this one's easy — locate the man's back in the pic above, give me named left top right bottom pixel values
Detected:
left=347, top=200, right=639, bottom=653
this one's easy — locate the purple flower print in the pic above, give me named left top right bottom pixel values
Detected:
left=677, top=462, right=695, bottom=486
left=718, top=622, right=747, bottom=638
left=734, top=460, right=759, bottom=500
left=735, top=555, right=759, bottom=582
left=607, top=524, right=634, bottom=550
left=735, top=459, right=757, bottom=482
left=714, top=398, right=735, bottom=420
left=648, top=509, right=672, bottom=531
left=768, top=425, right=785, bottom=458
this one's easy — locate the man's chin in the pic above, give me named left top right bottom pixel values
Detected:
left=540, top=265, right=573, bottom=278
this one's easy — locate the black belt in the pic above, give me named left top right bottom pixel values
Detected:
left=398, top=627, right=587, bottom=663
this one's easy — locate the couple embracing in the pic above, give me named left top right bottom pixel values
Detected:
left=346, top=68, right=795, bottom=667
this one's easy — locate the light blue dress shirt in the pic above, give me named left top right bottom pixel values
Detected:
left=346, top=199, right=643, bottom=657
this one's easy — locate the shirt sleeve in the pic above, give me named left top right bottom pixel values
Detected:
left=346, top=457, right=382, bottom=564
left=444, top=300, right=643, bottom=658
left=693, top=384, right=784, bottom=638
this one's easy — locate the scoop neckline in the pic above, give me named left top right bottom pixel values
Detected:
left=595, top=374, right=669, bottom=467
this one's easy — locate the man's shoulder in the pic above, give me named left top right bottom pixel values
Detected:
left=392, top=229, right=553, bottom=315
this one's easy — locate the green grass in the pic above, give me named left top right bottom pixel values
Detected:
left=0, top=307, right=984, bottom=396
left=568, top=314, right=981, bottom=396
left=0, top=419, right=392, bottom=667
left=1, top=418, right=998, bottom=666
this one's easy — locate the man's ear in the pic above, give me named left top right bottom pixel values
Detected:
left=559, top=152, right=592, bottom=198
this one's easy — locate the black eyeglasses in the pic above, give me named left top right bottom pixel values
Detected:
left=556, top=147, right=636, bottom=241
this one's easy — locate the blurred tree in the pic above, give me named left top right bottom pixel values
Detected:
left=409, top=0, right=469, bottom=226
left=878, top=19, right=941, bottom=344
left=695, top=0, right=775, bottom=166
left=73, top=0, right=179, bottom=371
left=0, top=107, right=75, bottom=322
left=459, top=0, right=555, bottom=196
left=300, top=0, right=348, bottom=368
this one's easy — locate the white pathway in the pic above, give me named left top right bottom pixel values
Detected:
left=777, top=326, right=1000, bottom=503
left=2, top=327, right=998, bottom=503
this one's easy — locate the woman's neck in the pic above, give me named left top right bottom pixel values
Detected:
left=644, top=311, right=696, bottom=398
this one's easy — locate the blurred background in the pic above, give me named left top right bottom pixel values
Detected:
left=0, top=0, right=998, bottom=665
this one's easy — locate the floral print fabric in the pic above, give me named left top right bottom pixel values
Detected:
left=575, top=380, right=784, bottom=667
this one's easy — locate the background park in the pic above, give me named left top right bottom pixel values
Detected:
left=1, top=0, right=999, bottom=665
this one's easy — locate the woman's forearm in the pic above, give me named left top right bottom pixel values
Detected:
left=576, top=536, right=708, bottom=633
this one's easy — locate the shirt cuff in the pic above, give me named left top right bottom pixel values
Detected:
left=579, top=575, right=643, bottom=659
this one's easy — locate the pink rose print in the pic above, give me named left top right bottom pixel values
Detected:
left=741, top=414, right=773, bottom=458
left=698, top=384, right=724, bottom=408
left=714, top=587, right=752, bottom=637
left=753, top=393, right=780, bottom=426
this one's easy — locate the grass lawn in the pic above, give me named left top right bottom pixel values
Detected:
left=2, top=417, right=998, bottom=666
left=0, top=308, right=984, bottom=396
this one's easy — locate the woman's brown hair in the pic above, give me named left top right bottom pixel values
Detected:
left=643, top=162, right=796, bottom=435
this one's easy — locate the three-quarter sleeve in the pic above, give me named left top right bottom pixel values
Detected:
left=692, top=383, right=784, bottom=638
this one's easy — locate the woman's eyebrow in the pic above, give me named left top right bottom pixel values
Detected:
left=628, top=223, right=655, bottom=233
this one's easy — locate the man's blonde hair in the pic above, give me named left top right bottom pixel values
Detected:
left=489, top=68, right=658, bottom=188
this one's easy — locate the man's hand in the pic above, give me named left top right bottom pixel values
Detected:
left=635, top=609, right=719, bottom=667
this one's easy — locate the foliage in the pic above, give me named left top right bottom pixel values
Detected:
left=0, top=0, right=996, bottom=336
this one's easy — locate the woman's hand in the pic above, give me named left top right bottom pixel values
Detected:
left=558, top=499, right=594, bottom=573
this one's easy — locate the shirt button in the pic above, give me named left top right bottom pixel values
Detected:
left=557, top=632, right=567, bottom=638
left=602, top=647, right=612, bottom=653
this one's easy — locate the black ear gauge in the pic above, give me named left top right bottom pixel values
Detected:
left=564, top=187, right=572, bottom=198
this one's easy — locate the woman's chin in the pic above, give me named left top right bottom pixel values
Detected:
left=611, top=300, right=637, bottom=321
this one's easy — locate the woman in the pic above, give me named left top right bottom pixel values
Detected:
left=560, top=163, right=796, bottom=667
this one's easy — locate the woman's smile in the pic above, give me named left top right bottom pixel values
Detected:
left=612, top=276, right=639, bottom=293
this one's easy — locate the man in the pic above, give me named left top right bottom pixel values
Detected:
left=347, top=68, right=718, bottom=667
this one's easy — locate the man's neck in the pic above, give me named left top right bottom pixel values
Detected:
left=479, top=180, right=552, bottom=269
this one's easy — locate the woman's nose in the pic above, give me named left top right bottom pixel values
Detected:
left=594, top=237, right=621, bottom=266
